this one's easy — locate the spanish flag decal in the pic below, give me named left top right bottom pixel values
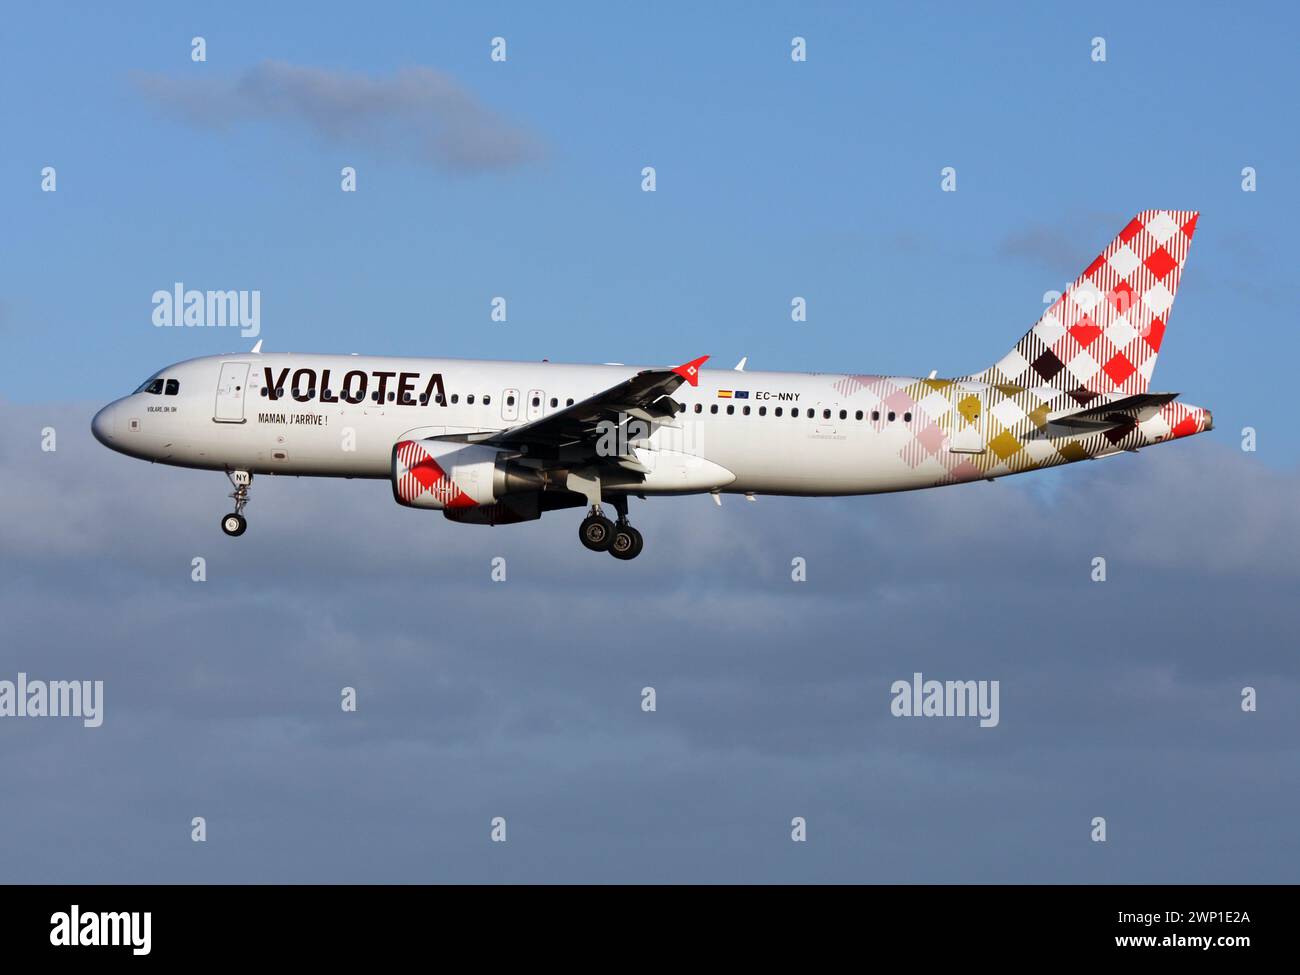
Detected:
left=716, top=390, right=733, bottom=398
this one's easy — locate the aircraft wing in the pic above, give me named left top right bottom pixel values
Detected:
left=433, top=356, right=708, bottom=465
left=1045, top=392, right=1179, bottom=431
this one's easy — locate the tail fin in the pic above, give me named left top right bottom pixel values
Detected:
left=972, top=210, right=1199, bottom=398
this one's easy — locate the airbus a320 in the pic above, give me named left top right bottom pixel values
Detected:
left=92, top=210, right=1211, bottom=560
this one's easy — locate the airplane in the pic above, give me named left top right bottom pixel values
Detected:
left=92, top=210, right=1211, bottom=560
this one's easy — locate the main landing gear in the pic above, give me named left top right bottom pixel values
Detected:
left=579, top=498, right=643, bottom=560
left=221, top=470, right=252, bottom=537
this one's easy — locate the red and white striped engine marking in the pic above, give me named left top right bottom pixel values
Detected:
left=394, top=440, right=476, bottom=508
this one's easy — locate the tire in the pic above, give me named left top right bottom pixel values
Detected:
left=579, top=513, right=615, bottom=551
left=221, top=513, right=247, bottom=537
left=610, top=526, right=637, bottom=559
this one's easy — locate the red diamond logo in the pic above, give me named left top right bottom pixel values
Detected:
left=1069, top=315, right=1102, bottom=347
left=1143, top=246, right=1177, bottom=280
left=1103, top=352, right=1136, bottom=386
left=1119, top=217, right=1144, bottom=243
left=1181, top=214, right=1198, bottom=239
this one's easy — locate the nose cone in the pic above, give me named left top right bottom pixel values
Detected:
left=91, top=403, right=117, bottom=447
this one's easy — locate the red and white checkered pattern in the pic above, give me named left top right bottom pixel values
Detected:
left=974, top=210, right=1199, bottom=397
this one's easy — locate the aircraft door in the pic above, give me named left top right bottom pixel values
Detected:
left=214, top=362, right=251, bottom=423
left=948, top=390, right=985, bottom=453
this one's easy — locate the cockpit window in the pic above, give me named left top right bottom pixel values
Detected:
left=165, top=379, right=180, bottom=396
left=143, top=379, right=165, bottom=395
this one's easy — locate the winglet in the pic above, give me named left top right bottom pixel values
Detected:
left=672, top=355, right=709, bottom=387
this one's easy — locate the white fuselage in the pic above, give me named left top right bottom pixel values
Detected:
left=92, top=351, right=1207, bottom=500
left=92, top=352, right=976, bottom=496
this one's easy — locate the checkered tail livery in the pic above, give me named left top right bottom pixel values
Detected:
left=970, top=210, right=1198, bottom=397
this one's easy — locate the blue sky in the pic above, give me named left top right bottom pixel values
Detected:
left=3, top=1, right=1297, bottom=457
left=2, top=2, right=1298, bottom=884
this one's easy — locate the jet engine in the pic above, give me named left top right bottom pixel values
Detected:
left=391, top=439, right=548, bottom=511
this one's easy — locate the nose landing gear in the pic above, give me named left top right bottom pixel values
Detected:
left=221, top=470, right=252, bottom=537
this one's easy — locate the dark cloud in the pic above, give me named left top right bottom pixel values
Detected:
left=999, top=212, right=1129, bottom=275
left=1, top=403, right=1297, bottom=881
left=133, top=61, right=543, bottom=172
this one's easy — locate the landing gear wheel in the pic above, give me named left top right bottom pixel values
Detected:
left=610, top=525, right=644, bottom=560
left=579, top=512, right=616, bottom=551
left=222, top=470, right=252, bottom=538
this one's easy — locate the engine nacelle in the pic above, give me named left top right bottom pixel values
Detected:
left=392, top=439, right=546, bottom=510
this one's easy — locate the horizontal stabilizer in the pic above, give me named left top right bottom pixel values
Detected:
left=1046, top=392, right=1179, bottom=430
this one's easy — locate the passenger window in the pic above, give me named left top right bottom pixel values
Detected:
left=726, top=405, right=735, bottom=415
left=694, top=403, right=702, bottom=413
left=507, top=395, right=515, bottom=406
left=387, top=391, right=395, bottom=402
left=871, top=410, right=880, bottom=421
left=888, top=411, right=896, bottom=421
left=822, top=409, right=831, bottom=419
left=855, top=410, right=863, bottom=420
left=710, top=404, right=719, bottom=414
left=566, top=398, right=574, bottom=406
left=550, top=397, right=558, bottom=408
left=483, top=395, right=490, bottom=405
left=531, top=396, right=539, bottom=407
left=165, top=379, right=179, bottom=395
left=839, top=409, right=847, bottom=420
left=758, top=406, right=766, bottom=416
left=451, top=394, right=459, bottom=404
left=742, top=405, right=750, bottom=415
left=903, top=411, right=912, bottom=422
left=467, top=394, right=475, bottom=405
